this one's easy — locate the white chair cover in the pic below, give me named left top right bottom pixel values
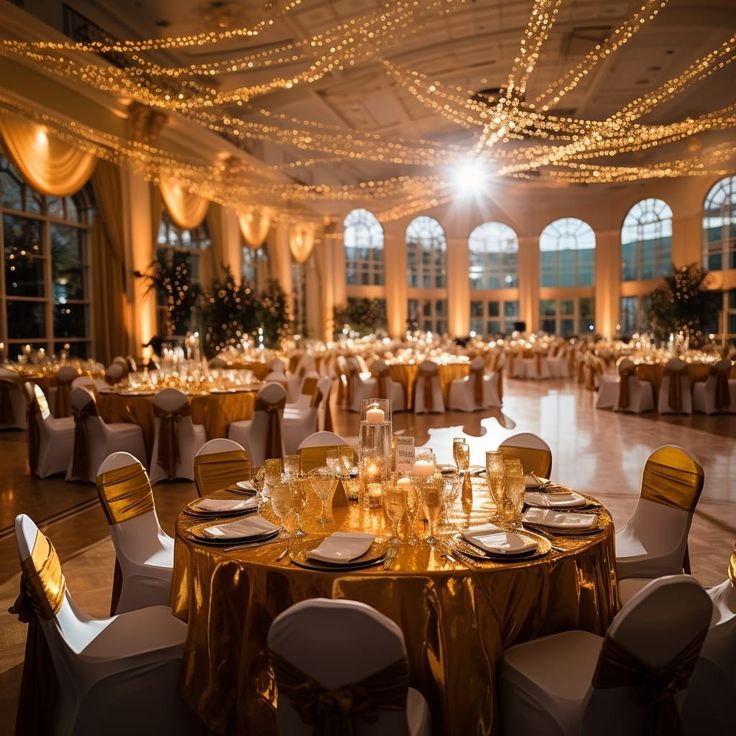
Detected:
left=149, top=388, right=206, bottom=484
left=268, top=598, right=431, bottom=736
left=283, top=377, right=332, bottom=454
left=413, top=360, right=445, bottom=414
left=658, top=358, right=692, bottom=414
left=24, top=382, right=75, bottom=478
left=500, top=575, right=712, bottom=736
left=0, top=366, right=27, bottom=428
left=692, top=359, right=736, bottom=414
left=614, top=359, right=654, bottom=413
left=447, top=356, right=501, bottom=411
left=498, top=432, right=553, bottom=478
left=346, top=356, right=378, bottom=413
left=13, top=513, right=202, bottom=736
left=228, top=382, right=286, bottom=465
left=65, top=388, right=146, bottom=483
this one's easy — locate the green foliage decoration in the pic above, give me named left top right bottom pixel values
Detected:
left=333, top=298, right=387, bottom=337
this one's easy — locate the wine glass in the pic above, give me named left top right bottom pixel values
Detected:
left=289, top=477, right=307, bottom=538
left=485, top=450, right=505, bottom=523
left=453, top=438, right=470, bottom=472
left=251, top=466, right=266, bottom=508
left=283, top=454, right=300, bottom=479
left=403, top=481, right=421, bottom=545
left=383, top=485, right=406, bottom=544
left=503, top=459, right=525, bottom=529
left=440, top=470, right=462, bottom=529
left=419, top=475, right=443, bottom=546
left=270, top=480, right=293, bottom=538
left=308, top=467, right=338, bottom=527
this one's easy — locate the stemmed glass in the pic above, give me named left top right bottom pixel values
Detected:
left=308, top=467, right=338, bottom=527
left=453, top=438, right=470, bottom=472
left=289, top=477, right=307, bottom=538
left=251, top=466, right=266, bottom=509
left=383, top=484, right=406, bottom=544
left=485, top=450, right=505, bottom=523
left=418, top=475, right=443, bottom=546
left=440, top=470, right=462, bottom=529
left=270, top=480, right=293, bottom=538
left=503, top=459, right=525, bottom=529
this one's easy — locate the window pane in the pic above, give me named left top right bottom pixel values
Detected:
left=487, top=301, right=500, bottom=317
left=54, top=341, right=89, bottom=358
left=51, top=224, right=85, bottom=300
left=4, top=215, right=45, bottom=297
left=560, top=300, right=574, bottom=315
left=504, top=300, right=519, bottom=318
left=7, top=300, right=45, bottom=338
left=1, top=170, right=22, bottom=210
left=54, top=303, right=87, bottom=338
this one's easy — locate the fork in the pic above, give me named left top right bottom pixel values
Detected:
left=383, top=542, right=399, bottom=570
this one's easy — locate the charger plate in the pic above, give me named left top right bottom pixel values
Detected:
left=290, top=541, right=387, bottom=572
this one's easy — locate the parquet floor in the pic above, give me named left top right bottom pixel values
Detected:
left=1, top=377, right=734, bottom=732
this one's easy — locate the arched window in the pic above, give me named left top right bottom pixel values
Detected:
left=0, top=155, right=92, bottom=357
left=344, top=208, right=384, bottom=286
left=703, top=176, right=736, bottom=271
left=621, top=198, right=672, bottom=281
left=406, top=215, right=446, bottom=289
left=539, top=217, right=595, bottom=287
left=468, top=222, right=518, bottom=289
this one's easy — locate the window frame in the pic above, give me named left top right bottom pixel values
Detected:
left=621, top=198, right=673, bottom=282
left=703, top=176, right=736, bottom=271
left=468, top=221, right=519, bottom=290
left=344, top=208, right=384, bottom=287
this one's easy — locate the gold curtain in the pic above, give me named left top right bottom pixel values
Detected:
left=289, top=222, right=316, bottom=263
left=150, top=182, right=163, bottom=245
left=160, top=176, right=209, bottom=230
left=90, top=161, right=129, bottom=364
left=204, top=202, right=226, bottom=287
left=239, top=207, right=273, bottom=249
left=0, top=111, right=96, bottom=196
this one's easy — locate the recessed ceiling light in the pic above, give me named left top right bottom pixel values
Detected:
left=155, top=19, right=170, bottom=27
left=635, top=78, right=649, bottom=85
left=648, top=65, right=662, bottom=72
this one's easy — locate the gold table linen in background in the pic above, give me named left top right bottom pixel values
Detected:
left=97, top=389, right=256, bottom=456
left=388, top=361, right=470, bottom=407
left=634, top=362, right=735, bottom=397
left=171, top=485, right=617, bottom=736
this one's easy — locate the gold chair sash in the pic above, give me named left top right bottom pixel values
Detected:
left=728, top=541, right=736, bottom=585
left=417, top=364, right=438, bottom=412
left=641, top=447, right=704, bottom=513
left=288, top=354, right=300, bottom=374
left=96, top=463, right=154, bottom=525
left=254, top=396, right=286, bottom=461
left=298, top=444, right=354, bottom=474
left=71, top=400, right=99, bottom=480
left=271, top=651, right=409, bottom=736
left=193, top=449, right=251, bottom=497
left=53, top=375, right=73, bottom=418
left=471, top=365, right=484, bottom=405
left=15, top=530, right=66, bottom=621
left=711, top=362, right=732, bottom=412
left=373, top=366, right=390, bottom=400
left=618, top=363, right=637, bottom=409
left=592, top=626, right=708, bottom=736
left=302, top=376, right=319, bottom=397
left=26, top=396, right=41, bottom=476
left=664, top=364, right=688, bottom=412
left=500, top=445, right=552, bottom=478
left=153, top=403, right=192, bottom=480
left=577, top=358, right=586, bottom=384
left=0, top=376, right=18, bottom=424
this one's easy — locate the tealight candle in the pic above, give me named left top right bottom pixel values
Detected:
left=366, top=406, right=385, bottom=424
left=397, top=476, right=412, bottom=489
left=412, top=459, right=435, bottom=477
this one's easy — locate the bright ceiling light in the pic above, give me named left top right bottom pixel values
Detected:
left=450, top=157, right=492, bottom=197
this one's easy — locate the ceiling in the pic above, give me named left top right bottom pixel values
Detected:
left=24, top=0, right=736, bottom=205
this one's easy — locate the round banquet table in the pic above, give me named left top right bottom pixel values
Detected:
left=171, top=482, right=618, bottom=736
left=97, top=387, right=258, bottom=456
left=387, top=360, right=471, bottom=407
left=635, top=361, right=736, bottom=397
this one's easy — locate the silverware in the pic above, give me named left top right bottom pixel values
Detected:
left=383, top=543, right=399, bottom=570
left=275, top=544, right=290, bottom=561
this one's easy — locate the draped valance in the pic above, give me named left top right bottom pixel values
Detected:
left=289, top=222, right=316, bottom=264
left=159, top=176, right=209, bottom=230
left=238, top=207, right=274, bottom=249
left=0, top=111, right=97, bottom=197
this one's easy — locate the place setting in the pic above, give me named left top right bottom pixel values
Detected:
left=289, top=532, right=388, bottom=572
left=182, top=514, right=279, bottom=547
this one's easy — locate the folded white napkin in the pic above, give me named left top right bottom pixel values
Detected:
left=461, top=524, right=537, bottom=555
left=524, top=474, right=549, bottom=489
left=523, top=507, right=597, bottom=530
left=307, top=532, right=375, bottom=564
left=236, top=480, right=255, bottom=491
left=525, top=490, right=586, bottom=509
left=203, top=515, right=277, bottom=540
left=195, top=497, right=258, bottom=513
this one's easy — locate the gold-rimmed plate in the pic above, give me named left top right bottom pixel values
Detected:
left=453, top=531, right=551, bottom=562
left=184, top=517, right=278, bottom=546
left=289, top=541, right=387, bottom=572
left=522, top=519, right=605, bottom=536
left=183, top=494, right=258, bottom=518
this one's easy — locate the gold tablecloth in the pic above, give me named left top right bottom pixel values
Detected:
left=171, top=485, right=617, bottom=735
left=635, top=362, right=735, bottom=398
left=388, top=362, right=471, bottom=407
left=97, top=389, right=256, bottom=455
left=221, top=361, right=272, bottom=380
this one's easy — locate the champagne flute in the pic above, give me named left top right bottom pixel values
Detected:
left=404, top=482, right=421, bottom=545
left=383, top=485, right=406, bottom=544
left=270, top=481, right=293, bottom=538
left=440, top=470, right=462, bottom=529
left=485, top=450, right=505, bottom=523
left=419, top=475, right=443, bottom=546
left=289, top=477, right=307, bottom=538
left=452, top=438, right=470, bottom=472
left=308, top=467, right=338, bottom=527
left=282, top=454, right=300, bottom=479
left=503, top=459, right=525, bottom=529
left=252, top=466, right=266, bottom=508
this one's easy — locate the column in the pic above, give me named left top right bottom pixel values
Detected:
left=384, top=221, right=407, bottom=338
left=517, top=235, right=539, bottom=332
left=594, top=229, right=620, bottom=339
left=446, top=237, right=469, bottom=336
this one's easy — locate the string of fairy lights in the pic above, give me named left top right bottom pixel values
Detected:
left=0, top=0, right=734, bottom=223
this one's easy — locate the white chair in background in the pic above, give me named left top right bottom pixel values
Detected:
left=96, top=452, right=174, bottom=614
left=228, top=382, right=286, bottom=465
left=24, top=382, right=75, bottom=478
left=286, top=371, right=320, bottom=411
left=268, top=598, right=431, bottom=736
left=499, top=432, right=552, bottom=478
left=614, top=359, right=654, bottom=413
left=149, top=388, right=206, bottom=484
left=371, top=359, right=406, bottom=412
left=12, top=513, right=201, bottom=736
left=499, top=575, right=711, bottom=736
left=413, top=360, right=445, bottom=414
left=0, top=366, right=27, bottom=429
left=48, top=365, right=78, bottom=418
left=616, top=445, right=703, bottom=581
left=693, top=359, right=736, bottom=414
left=595, top=359, right=619, bottom=409
left=193, top=438, right=250, bottom=496
left=283, top=377, right=332, bottom=454
left=546, top=344, right=570, bottom=378
left=66, top=387, right=146, bottom=483
left=346, top=356, right=378, bottom=413
left=658, top=357, right=692, bottom=414
left=297, top=430, right=354, bottom=474
left=105, top=363, right=125, bottom=385
left=447, top=356, right=501, bottom=411
left=71, top=375, right=96, bottom=391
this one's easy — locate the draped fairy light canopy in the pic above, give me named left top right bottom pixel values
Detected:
left=0, top=0, right=734, bottom=224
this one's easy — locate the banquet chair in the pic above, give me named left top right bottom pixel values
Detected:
left=96, top=452, right=174, bottom=614
left=24, top=382, right=75, bottom=478
left=48, top=365, right=77, bottom=418
left=66, top=387, right=146, bottom=484
left=615, top=445, right=703, bottom=581
left=0, top=366, right=27, bottom=429
left=498, top=433, right=552, bottom=478
left=657, top=357, right=692, bottom=414
left=12, top=513, right=200, bottom=736
left=346, top=356, right=377, bottom=412
left=297, top=430, right=354, bottom=474
left=614, top=359, right=654, bottom=413
left=286, top=371, right=320, bottom=411
left=595, top=364, right=619, bottom=409
left=447, top=356, right=501, bottom=411
left=499, top=575, right=711, bottom=736
left=268, top=598, right=431, bottom=736
left=693, top=359, right=736, bottom=414
left=193, top=438, right=251, bottom=496
left=283, top=376, right=332, bottom=454
left=71, top=375, right=96, bottom=391
left=149, top=388, right=206, bottom=484
left=228, top=382, right=286, bottom=465
left=371, top=359, right=406, bottom=412
left=413, top=360, right=445, bottom=414
left=105, top=362, right=125, bottom=385
left=546, top=344, right=570, bottom=378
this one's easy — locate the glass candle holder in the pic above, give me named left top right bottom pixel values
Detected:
left=360, top=455, right=386, bottom=508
